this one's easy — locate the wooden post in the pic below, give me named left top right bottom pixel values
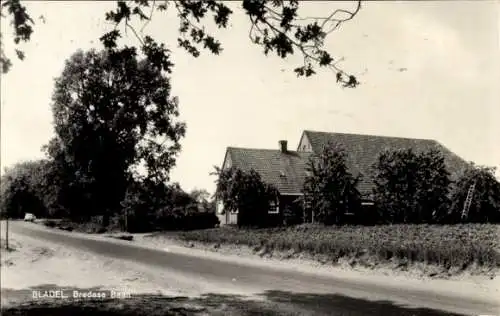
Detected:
left=124, top=209, right=128, bottom=232
left=5, top=217, right=9, bottom=250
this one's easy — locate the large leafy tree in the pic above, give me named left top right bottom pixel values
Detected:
left=372, top=148, right=451, bottom=224
left=1, top=0, right=361, bottom=86
left=448, top=164, right=500, bottom=223
left=303, top=142, right=362, bottom=225
left=45, top=48, right=185, bottom=221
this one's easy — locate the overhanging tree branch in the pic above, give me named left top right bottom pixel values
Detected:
left=2, top=0, right=363, bottom=87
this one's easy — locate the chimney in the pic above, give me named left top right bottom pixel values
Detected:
left=279, top=140, right=288, bottom=153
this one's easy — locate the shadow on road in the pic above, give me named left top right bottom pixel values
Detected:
left=1, top=284, right=465, bottom=316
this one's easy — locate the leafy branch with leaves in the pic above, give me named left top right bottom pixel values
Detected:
left=1, top=0, right=362, bottom=87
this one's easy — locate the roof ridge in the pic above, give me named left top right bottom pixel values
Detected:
left=227, top=146, right=306, bottom=153
left=304, top=130, right=435, bottom=142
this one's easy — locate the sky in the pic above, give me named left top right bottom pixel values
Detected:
left=1, top=1, right=499, bottom=194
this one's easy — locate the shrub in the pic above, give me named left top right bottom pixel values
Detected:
left=303, top=142, right=362, bottom=225
left=282, top=202, right=303, bottom=226
left=372, top=149, right=451, bottom=224
left=121, top=180, right=219, bottom=232
left=448, top=164, right=500, bottom=223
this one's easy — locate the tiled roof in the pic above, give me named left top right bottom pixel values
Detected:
left=226, top=147, right=312, bottom=195
left=303, top=130, right=470, bottom=197
left=223, top=131, right=470, bottom=200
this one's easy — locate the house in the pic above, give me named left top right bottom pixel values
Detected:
left=216, top=130, right=470, bottom=226
left=216, top=140, right=311, bottom=225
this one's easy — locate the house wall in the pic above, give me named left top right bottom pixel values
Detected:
left=237, top=194, right=303, bottom=227
left=217, top=151, right=233, bottom=226
left=227, top=212, right=238, bottom=225
left=216, top=200, right=226, bottom=225
left=216, top=211, right=238, bottom=226
left=297, top=133, right=313, bottom=152
left=223, top=152, right=232, bottom=169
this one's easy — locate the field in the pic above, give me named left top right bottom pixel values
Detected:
left=177, top=224, right=500, bottom=273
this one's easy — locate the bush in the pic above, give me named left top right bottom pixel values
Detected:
left=372, top=149, right=451, bottom=224
left=282, top=200, right=304, bottom=226
left=303, top=142, right=362, bottom=225
left=447, top=165, right=500, bottom=223
left=120, top=180, right=219, bottom=233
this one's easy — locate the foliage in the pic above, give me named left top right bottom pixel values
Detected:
left=303, top=142, right=362, bottom=225
left=212, top=166, right=278, bottom=227
left=1, top=1, right=361, bottom=86
left=0, top=0, right=33, bottom=72
left=44, top=48, right=185, bottom=221
left=0, top=159, right=63, bottom=219
left=281, top=198, right=304, bottom=226
left=179, top=223, right=500, bottom=270
left=448, top=164, right=500, bottom=223
left=189, top=188, right=215, bottom=212
left=372, top=148, right=451, bottom=224
left=120, top=180, right=218, bottom=232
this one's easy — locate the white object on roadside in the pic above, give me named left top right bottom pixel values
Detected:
left=24, top=213, right=36, bottom=222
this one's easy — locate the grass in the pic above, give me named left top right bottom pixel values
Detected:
left=177, top=224, right=500, bottom=271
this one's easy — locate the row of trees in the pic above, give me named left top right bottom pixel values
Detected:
left=214, top=143, right=500, bottom=226
left=0, top=47, right=219, bottom=232
left=0, top=158, right=218, bottom=232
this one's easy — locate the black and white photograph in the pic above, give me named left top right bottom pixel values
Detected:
left=0, top=1, right=499, bottom=315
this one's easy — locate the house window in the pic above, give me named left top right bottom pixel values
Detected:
left=268, top=200, right=279, bottom=214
